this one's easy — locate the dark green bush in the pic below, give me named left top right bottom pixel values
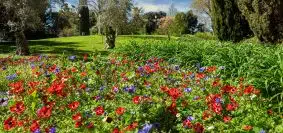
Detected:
left=237, top=0, right=283, bottom=43
left=211, top=0, right=253, bottom=42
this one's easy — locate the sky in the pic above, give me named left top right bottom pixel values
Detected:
left=68, top=0, right=192, bottom=13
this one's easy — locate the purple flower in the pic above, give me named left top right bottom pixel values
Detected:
left=184, top=88, right=192, bottom=93
left=187, top=116, right=195, bottom=121
left=49, top=127, right=56, bottom=133
left=193, top=96, right=200, bottom=100
left=95, top=95, right=102, bottom=101
left=201, top=88, right=206, bottom=91
left=199, top=67, right=206, bottom=72
left=2, top=66, right=7, bottom=70
left=259, top=129, right=266, bottom=133
left=33, top=129, right=41, bottom=133
left=174, top=65, right=180, bottom=71
left=99, top=86, right=105, bottom=91
left=124, top=85, right=136, bottom=94
left=138, top=123, right=159, bottom=133
left=190, top=73, right=195, bottom=79
left=69, top=56, right=76, bottom=61
left=6, top=73, right=17, bottom=80
left=30, top=63, right=36, bottom=69
left=138, top=67, right=144, bottom=72
left=215, top=98, right=221, bottom=104
left=0, top=98, right=8, bottom=107
left=54, top=67, right=60, bottom=74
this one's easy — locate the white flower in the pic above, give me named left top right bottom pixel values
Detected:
left=176, top=113, right=181, bottom=118
left=250, top=94, right=257, bottom=100
left=207, top=126, right=215, bottom=130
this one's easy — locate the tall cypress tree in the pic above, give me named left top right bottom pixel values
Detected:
left=211, top=0, right=253, bottom=42
left=79, top=0, right=90, bottom=36
left=237, top=0, right=283, bottom=43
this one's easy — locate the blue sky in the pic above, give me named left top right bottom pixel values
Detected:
left=68, top=0, right=192, bottom=13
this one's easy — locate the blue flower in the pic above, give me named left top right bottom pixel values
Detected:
left=184, top=88, right=192, bottom=93
left=215, top=98, right=221, bottom=104
left=33, top=129, right=41, bottom=133
left=138, top=66, right=144, bottom=72
left=219, top=66, right=225, bottom=70
left=124, top=85, right=136, bottom=94
left=49, top=127, right=56, bottom=133
left=190, top=73, right=195, bottom=79
left=99, top=86, right=105, bottom=91
left=0, top=98, right=8, bottom=107
left=259, top=129, right=266, bottom=133
left=174, top=65, right=180, bottom=71
left=30, top=63, right=36, bottom=69
left=6, top=74, right=17, bottom=80
left=69, top=55, right=76, bottom=61
left=54, top=67, right=60, bottom=74
left=199, top=67, right=206, bottom=72
left=187, top=116, right=195, bottom=121
left=138, top=123, right=159, bottom=133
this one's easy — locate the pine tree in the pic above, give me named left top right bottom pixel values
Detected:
left=79, top=0, right=90, bottom=35
left=237, top=0, right=283, bottom=43
left=211, top=0, right=253, bottom=42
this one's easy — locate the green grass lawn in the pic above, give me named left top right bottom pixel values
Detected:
left=0, top=35, right=173, bottom=57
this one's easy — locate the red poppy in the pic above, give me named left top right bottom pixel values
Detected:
left=167, top=102, right=178, bottom=115
left=30, top=120, right=40, bottom=132
left=132, top=96, right=141, bottom=104
left=160, top=86, right=169, bottom=92
left=71, top=67, right=78, bottom=72
left=183, top=119, right=192, bottom=128
left=80, top=84, right=87, bottom=90
left=72, top=113, right=82, bottom=121
left=243, top=125, right=253, bottom=131
left=243, top=86, right=254, bottom=95
left=212, top=78, right=220, bottom=87
left=112, top=128, right=120, bottom=133
left=17, top=120, right=24, bottom=127
left=75, top=121, right=82, bottom=128
left=267, top=109, right=273, bottom=115
left=211, top=103, right=223, bottom=114
left=221, top=85, right=237, bottom=94
left=37, top=106, right=52, bottom=119
left=10, top=101, right=25, bottom=115
left=9, top=81, right=24, bottom=94
left=167, top=88, right=182, bottom=100
left=4, top=117, right=17, bottom=131
left=68, top=101, right=80, bottom=111
left=202, top=110, right=212, bottom=120
left=83, top=54, right=88, bottom=61
left=223, top=116, right=232, bottom=123
left=86, top=122, right=94, bottom=129
left=47, top=81, right=65, bottom=96
left=94, top=106, right=104, bottom=116
left=193, top=123, right=205, bottom=133
left=81, top=72, right=87, bottom=77
left=207, top=66, right=217, bottom=72
left=125, top=121, right=138, bottom=131
left=116, top=107, right=126, bottom=115
left=196, top=73, right=205, bottom=79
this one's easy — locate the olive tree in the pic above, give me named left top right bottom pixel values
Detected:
left=0, top=0, right=48, bottom=55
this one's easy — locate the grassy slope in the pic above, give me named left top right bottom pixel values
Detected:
left=0, top=35, right=172, bottom=57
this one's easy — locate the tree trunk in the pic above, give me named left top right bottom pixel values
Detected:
left=105, top=26, right=116, bottom=49
left=97, top=15, right=101, bottom=35
left=15, top=31, right=29, bottom=55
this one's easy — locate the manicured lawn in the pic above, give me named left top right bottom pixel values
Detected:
left=0, top=35, right=172, bottom=57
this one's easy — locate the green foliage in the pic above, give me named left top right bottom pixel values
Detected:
left=171, top=12, right=187, bottom=36
left=211, top=0, right=253, bottom=42
left=114, top=37, right=283, bottom=110
left=185, top=10, right=198, bottom=34
left=237, top=0, right=283, bottom=43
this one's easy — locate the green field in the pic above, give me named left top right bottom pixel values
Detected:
left=0, top=35, right=176, bottom=57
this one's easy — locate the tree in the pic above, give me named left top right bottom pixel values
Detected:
left=79, top=0, right=90, bottom=35
left=237, top=0, right=283, bottom=43
left=144, top=11, right=167, bottom=34
left=100, top=0, right=133, bottom=49
left=171, top=12, right=187, bottom=36
left=191, top=0, right=211, bottom=17
left=157, top=17, right=174, bottom=40
left=0, top=0, right=48, bottom=55
left=186, top=10, right=198, bottom=34
left=211, top=0, right=253, bottom=42
left=130, top=7, right=145, bottom=34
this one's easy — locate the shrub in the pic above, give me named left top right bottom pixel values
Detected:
left=211, top=0, right=253, bottom=42
left=237, top=0, right=283, bottom=43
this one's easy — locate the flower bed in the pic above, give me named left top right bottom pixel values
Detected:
left=0, top=54, right=282, bottom=133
